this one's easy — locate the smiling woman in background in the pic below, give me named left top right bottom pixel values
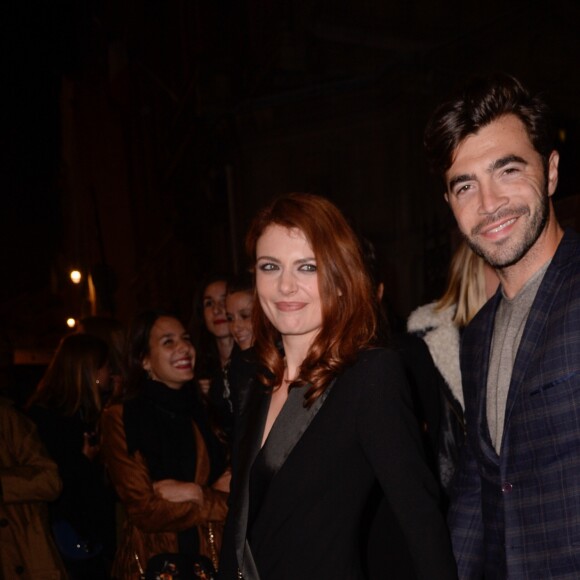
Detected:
left=100, top=310, right=230, bottom=579
left=219, top=193, right=457, bottom=580
left=226, top=271, right=255, bottom=352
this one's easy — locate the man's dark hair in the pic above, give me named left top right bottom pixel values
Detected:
left=424, top=73, right=555, bottom=182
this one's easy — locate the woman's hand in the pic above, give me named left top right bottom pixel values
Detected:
left=82, top=432, right=100, bottom=461
left=153, top=479, right=204, bottom=504
left=212, top=469, right=231, bottom=493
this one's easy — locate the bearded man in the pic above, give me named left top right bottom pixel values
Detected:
left=425, top=73, right=580, bottom=579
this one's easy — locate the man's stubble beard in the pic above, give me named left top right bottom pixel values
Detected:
left=463, top=183, right=550, bottom=270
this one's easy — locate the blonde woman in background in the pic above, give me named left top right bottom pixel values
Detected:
left=407, top=241, right=499, bottom=498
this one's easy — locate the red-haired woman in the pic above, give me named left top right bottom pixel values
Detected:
left=219, top=193, right=457, bottom=580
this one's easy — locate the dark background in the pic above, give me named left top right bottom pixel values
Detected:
left=3, top=0, right=580, bottom=363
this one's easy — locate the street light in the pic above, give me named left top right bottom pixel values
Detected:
left=70, top=270, right=82, bottom=284
left=66, top=318, right=76, bottom=328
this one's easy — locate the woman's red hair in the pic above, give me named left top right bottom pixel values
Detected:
left=246, top=193, right=378, bottom=406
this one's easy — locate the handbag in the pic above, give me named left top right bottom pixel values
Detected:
left=140, top=521, right=221, bottom=579
left=143, top=553, right=216, bottom=580
left=51, top=519, right=103, bottom=561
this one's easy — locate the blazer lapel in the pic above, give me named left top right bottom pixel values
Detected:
left=259, top=379, right=335, bottom=478
left=233, top=379, right=335, bottom=578
left=232, top=380, right=269, bottom=579
left=467, top=231, right=578, bottom=462
left=472, top=292, right=502, bottom=462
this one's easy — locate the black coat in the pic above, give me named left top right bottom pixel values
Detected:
left=219, top=348, right=457, bottom=580
left=26, top=405, right=115, bottom=547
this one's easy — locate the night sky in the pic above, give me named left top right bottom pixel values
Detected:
left=3, top=0, right=580, bottom=354
left=3, top=3, right=67, bottom=343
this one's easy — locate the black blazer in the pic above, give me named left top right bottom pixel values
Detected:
left=219, top=348, right=457, bottom=579
left=449, top=229, right=580, bottom=579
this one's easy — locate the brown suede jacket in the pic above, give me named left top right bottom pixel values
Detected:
left=100, top=404, right=229, bottom=579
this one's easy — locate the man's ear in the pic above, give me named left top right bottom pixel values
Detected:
left=444, top=191, right=449, bottom=204
left=376, top=282, right=384, bottom=302
left=547, top=150, right=559, bottom=197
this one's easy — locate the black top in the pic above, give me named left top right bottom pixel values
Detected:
left=26, top=404, right=115, bottom=550
left=123, top=379, right=227, bottom=555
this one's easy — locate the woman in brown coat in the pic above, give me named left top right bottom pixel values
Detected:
left=0, top=396, right=68, bottom=580
left=100, top=311, right=229, bottom=579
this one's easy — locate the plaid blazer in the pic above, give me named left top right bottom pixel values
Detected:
left=448, top=228, right=580, bottom=580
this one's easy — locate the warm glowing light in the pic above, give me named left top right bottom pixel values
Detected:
left=558, top=128, right=567, bottom=143
left=66, top=318, right=76, bottom=328
left=70, top=270, right=82, bottom=284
